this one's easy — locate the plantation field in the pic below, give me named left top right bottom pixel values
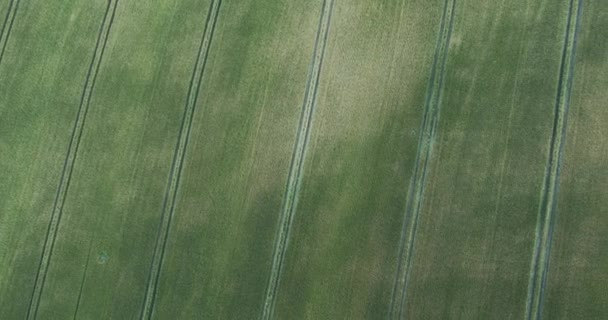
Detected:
left=403, top=0, right=570, bottom=318
left=273, top=1, right=443, bottom=318
left=545, top=1, right=608, bottom=319
left=150, top=0, right=322, bottom=318
left=0, top=0, right=108, bottom=318
left=0, top=0, right=605, bottom=319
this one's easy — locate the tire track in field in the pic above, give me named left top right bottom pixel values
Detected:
left=260, top=0, right=334, bottom=318
left=525, top=0, right=582, bottom=319
left=72, top=239, right=95, bottom=320
left=25, top=1, right=118, bottom=319
left=389, top=0, right=456, bottom=318
left=138, top=1, right=222, bottom=318
left=0, top=0, right=20, bottom=65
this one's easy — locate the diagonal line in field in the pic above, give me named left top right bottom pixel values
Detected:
left=72, top=239, right=95, bottom=320
left=388, top=0, right=456, bottom=318
left=525, top=0, right=583, bottom=319
left=25, top=1, right=120, bottom=319
left=138, top=1, right=222, bottom=319
left=0, top=0, right=20, bottom=65
left=260, top=0, right=335, bottom=319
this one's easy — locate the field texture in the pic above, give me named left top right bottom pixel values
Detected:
left=0, top=1, right=108, bottom=318
left=0, top=0, right=605, bottom=319
left=150, top=0, right=322, bottom=318
left=273, top=0, right=443, bottom=318
left=544, top=1, right=607, bottom=319
left=403, top=0, right=571, bottom=318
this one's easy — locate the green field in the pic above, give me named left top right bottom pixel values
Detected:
left=0, top=0, right=109, bottom=318
left=0, top=0, right=605, bottom=319
left=545, top=1, right=608, bottom=318
left=403, top=0, right=572, bottom=318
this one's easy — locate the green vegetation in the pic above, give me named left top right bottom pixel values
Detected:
left=273, top=1, right=443, bottom=318
left=150, top=0, right=323, bottom=318
left=262, top=0, right=334, bottom=318
left=0, top=0, right=19, bottom=63
left=139, top=1, right=221, bottom=318
left=545, top=1, right=608, bottom=318
left=27, top=1, right=117, bottom=317
left=0, top=0, right=605, bottom=319
left=403, top=0, right=571, bottom=318
left=34, top=0, right=213, bottom=318
left=0, top=1, right=107, bottom=318
left=526, top=0, right=582, bottom=318
left=390, top=0, right=455, bottom=317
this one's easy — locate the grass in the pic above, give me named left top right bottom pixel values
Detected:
left=261, top=0, right=334, bottom=318
left=389, top=0, right=456, bottom=317
left=27, top=1, right=118, bottom=318
left=544, top=1, right=608, bottom=318
left=0, top=2, right=10, bottom=41
left=0, top=0, right=20, bottom=64
left=525, top=0, right=583, bottom=318
left=139, top=1, right=221, bottom=318
left=32, top=1, right=213, bottom=318
left=1, top=0, right=606, bottom=319
left=402, top=0, right=571, bottom=318
left=148, top=0, right=323, bottom=318
left=0, top=0, right=108, bottom=318
left=272, top=1, right=443, bottom=318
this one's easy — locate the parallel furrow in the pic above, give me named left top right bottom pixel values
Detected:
left=0, top=0, right=20, bottom=65
left=389, top=0, right=456, bottom=318
left=138, top=1, right=222, bottom=318
left=525, top=0, right=583, bottom=319
left=26, top=1, right=119, bottom=319
left=260, top=0, right=335, bottom=319
left=72, top=240, right=95, bottom=320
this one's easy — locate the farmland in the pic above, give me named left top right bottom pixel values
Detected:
left=403, top=0, right=571, bottom=318
left=0, top=0, right=109, bottom=318
left=0, top=0, right=605, bottom=319
left=544, top=1, right=608, bottom=318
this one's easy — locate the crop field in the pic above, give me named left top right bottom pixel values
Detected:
left=0, top=0, right=605, bottom=319
left=544, top=1, right=608, bottom=319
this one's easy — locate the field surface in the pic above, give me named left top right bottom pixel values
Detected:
left=0, top=0, right=605, bottom=319
left=0, top=1, right=108, bottom=318
left=403, top=0, right=570, bottom=318
left=544, top=1, right=608, bottom=319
